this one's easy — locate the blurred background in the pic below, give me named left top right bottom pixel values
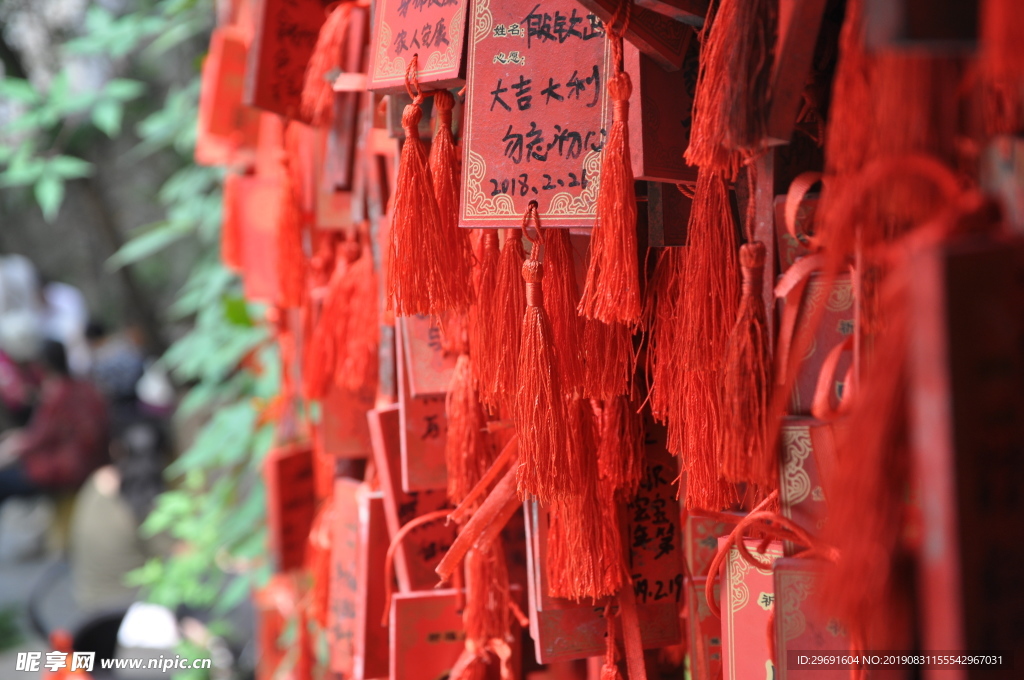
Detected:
left=0, top=2, right=276, bottom=677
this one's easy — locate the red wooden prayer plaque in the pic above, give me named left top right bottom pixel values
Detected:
left=718, top=539, right=783, bottom=680
left=245, top=0, right=326, bottom=120
left=196, top=26, right=260, bottom=167
left=396, top=318, right=449, bottom=492
left=329, top=478, right=361, bottom=676
left=400, top=315, right=457, bottom=398
left=238, top=174, right=282, bottom=304
left=523, top=414, right=684, bottom=663
left=686, top=576, right=722, bottom=680
left=460, top=0, right=612, bottom=229
left=264, top=443, right=316, bottom=572
left=773, top=558, right=849, bottom=680
left=354, top=488, right=390, bottom=680
left=367, top=405, right=455, bottom=591
left=319, top=383, right=375, bottom=458
left=365, top=0, right=468, bottom=93
left=575, top=0, right=694, bottom=70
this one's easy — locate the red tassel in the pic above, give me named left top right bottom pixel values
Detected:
left=683, top=0, right=776, bottom=178
left=221, top=172, right=243, bottom=271
left=718, top=242, right=774, bottom=488
left=578, top=27, right=640, bottom=326
left=822, top=0, right=871, bottom=178
left=546, top=400, right=624, bottom=601
left=682, top=370, right=736, bottom=511
left=542, top=228, right=585, bottom=396
left=645, top=246, right=685, bottom=454
left=582, top=318, right=633, bottom=400
left=301, top=2, right=353, bottom=127
left=277, top=125, right=307, bottom=308
left=514, top=206, right=578, bottom=502
left=306, top=499, right=333, bottom=629
left=388, top=59, right=470, bottom=316
left=445, top=353, right=493, bottom=504
left=679, top=171, right=739, bottom=373
left=464, top=539, right=512, bottom=644
left=600, top=609, right=624, bottom=680
left=430, top=89, right=474, bottom=309
left=980, top=0, right=1024, bottom=135
left=336, top=241, right=379, bottom=394
left=483, top=229, right=527, bottom=412
left=469, top=230, right=501, bottom=403
left=597, top=394, right=645, bottom=501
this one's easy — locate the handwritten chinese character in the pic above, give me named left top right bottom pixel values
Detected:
left=510, top=75, right=532, bottom=110
left=393, top=30, right=410, bottom=55
left=490, top=78, right=511, bottom=111
left=541, top=77, right=563, bottom=103
left=422, top=415, right=440, bottom=440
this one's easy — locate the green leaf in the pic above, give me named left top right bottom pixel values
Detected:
left=0, top=78, right=39, bottom=104
left=34, top=175, right=64, bottom=221
left=106, top=220, right=195, bottom=270
left=104, top=78, right=145, bottom=101
left=48, top=155, right=92, bottom=180
left=92, top=99, right=123, bottom=136
left=222, top=295, right=253, bottom=327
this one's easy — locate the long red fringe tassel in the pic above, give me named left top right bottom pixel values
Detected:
left=683, top=0, right=776, bottom=178
left=470, top=230, right=501, bottom=405
left=485, top=229, right=527, bottom=413
left=718, top=242, right=773, bottom=488
left=277, top=124, right=307, bottom=308
left=514, top=206, right=578, bottom=502
left=301, top=2, right=354, bottom=127
left=578, top=19, right=641, bottom=326
left=542, top=228, right=585, bottom=396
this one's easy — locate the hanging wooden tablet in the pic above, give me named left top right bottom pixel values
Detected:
left=460, top=0, right=612, bottom=229
left=354, top=487, right=391, bottom=680
left=396, top=317, right=449, bottom=491
left=365, top=0, right=468, bottom=93
left=238, top=175, right=281, bottom=303
left=523, top=414, right=684, bottom=663
left=647, top=182, right=691, bottom=247
left=196, top=26, right=260, bottom=167
left=264, top=443, right=316, bottom=572
left=908, top=234, right=1024, bottom=667
left=717, top=539, right=783, bottom=680
left=778, top=418, right=837, bottom=555
left=328, top=478, right=361, bottom=676
left=624, top=34, right=699, bottom=183
left=367, top=404, right=456, bottom=591
left=575, top=0, right=695, bottom=69
left=318, top=383, right=374, bottom=458
left=685, top=576, right=722, bottom=680
left=772, top=558, right=849, bottom=680
left=325, top=4, right=371, bottom=191
left=633, top=0, right=706, bottom=26
left=389, top=588, right=522, bottom=680
left=765, top=0, right=829, bottom=144
left=245, top=0, right=326, bottom=120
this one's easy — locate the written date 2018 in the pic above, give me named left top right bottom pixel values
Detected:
left=489, top=170, right=590, bottom=196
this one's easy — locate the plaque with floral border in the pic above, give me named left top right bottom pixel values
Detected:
left=460, top=0, right=612, bottom=228
left=366, top=0, right=468, bottom=93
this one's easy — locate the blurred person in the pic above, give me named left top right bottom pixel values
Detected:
left=0, top=308, right=44, bottom=429
left=86, top=320, right=146, bottom=434
left=0, top=253, right=44, bottom=315
left=40, top=276, right=91, bottom=377
left=69, top=419, right=172, bottom=610
left=0, top=339, right=109, bottom=505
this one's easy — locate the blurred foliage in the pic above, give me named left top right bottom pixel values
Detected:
left=0, top=2, right=277, bottom=677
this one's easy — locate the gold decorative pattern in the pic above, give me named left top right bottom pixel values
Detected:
left=781, top=426, right=813, bottom=508
left=545, top=150, right=602, bottom=217
left=372, top=1, right=466, bottom=84
left=778, top=571, right=815, bottom=642
left=473, top=0, right=493, bottom=44
left=462, top=149, right=518, bottom=218
left=728, top=550, right=751, bottom=614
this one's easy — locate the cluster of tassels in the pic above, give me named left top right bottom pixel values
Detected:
left=387, top=57, right=473, bottom=317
